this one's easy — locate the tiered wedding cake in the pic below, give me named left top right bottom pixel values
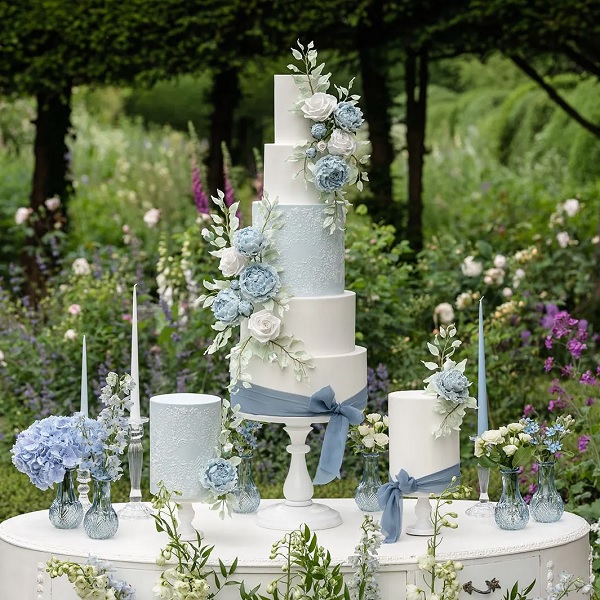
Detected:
left=238, top=75, right=367, bottom=407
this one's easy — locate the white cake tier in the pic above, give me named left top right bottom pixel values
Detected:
left=263, top=144, right=318, bottom=206
left=242, top=291, right=356, bottom=356
left=149, top=393, right=221, bottom=501
left=253, top=201, right=345, bottom=297
left=274, top=74, right=310, bottom=145
left=244, top=346, right=367, bottom=404
left=388, top=390, right=460, bottom=481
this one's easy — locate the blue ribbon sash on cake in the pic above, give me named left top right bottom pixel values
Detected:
left=232, top=383, right=367, bottom=484
left=377, top=463, right=461, bottom=544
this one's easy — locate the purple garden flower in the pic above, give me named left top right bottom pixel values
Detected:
left=566, top=338, right=586, bottom=359
left=577, top=435, right=591, bottom=452
left=580, top=370, right=597, bottom=386
left=544, top=357, right=554, bottom=372
left=192, top=163, right=210, bottom=216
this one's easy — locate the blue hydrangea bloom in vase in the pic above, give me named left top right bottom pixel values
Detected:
left=80, top=372, right=132, bottom=539
left=349, top=414, right=389, bottom=512
left=474, top=422, right=535, bottom=530
left=522, top=414, right=574, bottom=523
left=11, top=415, right=88, bottom=529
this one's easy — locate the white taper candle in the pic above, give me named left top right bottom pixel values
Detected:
left=130, top=284, right=141, bottom=421
left=80, top=335, right=88, bottom=418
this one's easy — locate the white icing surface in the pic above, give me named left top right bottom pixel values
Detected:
left=245, top=346, right=367, bottom=403
left=274, top=74, right=309, bottom=145
left=242, top=292, right=356, bottom=355
left=149, top=393, right=221, bottom=500
left=263, top=144, right=319, bottom=206
left=253, top=202, right=345, bottom=297
left=388, top=390, right=460, bottom=480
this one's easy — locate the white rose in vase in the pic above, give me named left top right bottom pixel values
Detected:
left=218, top=246, right=248, bottom=277
left=481, top=429, right=505, bottom=445
left=502, top=444, right=518, bottom=457
left=327, top=129, right=356, bottom=156
left=247, top=309, right=281, bottom=343
left=301, top=92, right=338, bottom=122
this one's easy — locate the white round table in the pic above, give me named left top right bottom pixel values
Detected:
left=0, top=499, right=591, bottom=600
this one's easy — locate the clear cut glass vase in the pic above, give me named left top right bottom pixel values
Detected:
left=355, top=452, right=383, bottom=512
left=84, top=476, right=119, bottom=539
left=233, top=454, right=261, bottom=514
left=49, top=468, right=84, bottom=529
left=530, top=461, right=564, bottom=523
left=494, top=467, right=529, bottom=530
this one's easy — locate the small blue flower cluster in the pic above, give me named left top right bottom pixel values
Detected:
left=234, top=420, right=263, bottom=455
left=11, top=415, right=87, bottom=490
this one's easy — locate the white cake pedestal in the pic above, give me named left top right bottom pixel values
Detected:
left=239, top=413, right=342, bottom=531
left=405, top=494, right=435, bottom=536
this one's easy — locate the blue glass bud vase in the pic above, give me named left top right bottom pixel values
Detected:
left=495, top=467, right=529, bottom=530
left=49, top=468, right=83, bottom=529
left=355, top=453, right=383, bottom=512
left=84, top=476, right=119, bottom=539
left=233, top=454, right=261, bottom=514
left=530, top=462, right=564, bottom=523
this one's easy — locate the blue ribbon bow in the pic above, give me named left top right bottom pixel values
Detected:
left=377, top=463, right=461, bottom=544
left=309, top=386, right=366, bottom=485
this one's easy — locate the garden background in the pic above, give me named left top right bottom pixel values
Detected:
left=0, top=0, right=599, bottom=583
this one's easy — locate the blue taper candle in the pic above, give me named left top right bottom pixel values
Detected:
left=477, top=298, right=488, bottom=435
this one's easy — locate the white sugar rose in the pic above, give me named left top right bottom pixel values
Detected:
left=218, top=246, right=248, bottom=277
left=301, top=92, right=338, bottom=122
left=327, top=129, right=356, bottom=156
left=481, top=429, right=504, bottom=445
left=247, top=309, right=281, bottom=343
left=502, top=444, right=518, bottom=457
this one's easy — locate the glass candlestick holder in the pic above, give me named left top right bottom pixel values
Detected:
left=466, top=465, right=496, bottom=517
left=118, top=417, right=153, bottom=519
left=77, top=467, right=91, bottom=512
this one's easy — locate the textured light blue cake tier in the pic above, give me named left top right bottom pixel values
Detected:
left=253, top=203, right=345, bottom=297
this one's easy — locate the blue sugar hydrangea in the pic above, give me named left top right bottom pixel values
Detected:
left=311, top=123, right=327, bottom=140
left=334, top=102, right=364, bottom=132
left=239, top=263, right=280, bottom=303
left=430, top=368, right=471, bottom=404
left=233, top=226, right=269, bottom=258
left=313, top=155, right=350, bottom=193
left=211, top=288, right=242, bottom=324
left=200, top=458, right=238, bottom=494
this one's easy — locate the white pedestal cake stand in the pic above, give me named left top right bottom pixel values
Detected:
left=239, top=412, right=342, bottom=531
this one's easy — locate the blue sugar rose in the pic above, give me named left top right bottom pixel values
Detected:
left=306, top=147, right=317, bottom=159
left=239, top=264, right=280, bottom=303
left=333, top=102, right=364, bottom=133
left=200, top=458, right=238, bottom=494
left=313, top=155, right=350, bottom=193
left=311, top=123, right=327, bottom=140
left=233, top=226, right=269, bottom=258
left=211, top=288, right=242, bottom=325
left=431, top=369, right=471, bottom=404
left=238, top=299, right=253, bottom=317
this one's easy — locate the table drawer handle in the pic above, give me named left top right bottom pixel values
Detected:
left=463, top=578, right=501, bottom=595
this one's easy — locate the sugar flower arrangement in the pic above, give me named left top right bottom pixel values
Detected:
left=474, top=422, right=535, bottom=470
left=79, top=372, right=133, bottom=481
left=47, top=555, right=135, bottom=600
left=288, top=40, right=369, bottom=233
left=521, top=414, right=575, bottom=463
left=422, top=324, right=477, bottom=438
left=348, top=413, right=390, bottom=454
left=11, top=415, right=88, bottom=490
left=199, top=191, right=312, bottom=388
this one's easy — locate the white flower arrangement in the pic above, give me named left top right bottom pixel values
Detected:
left=422, top=324, right=477, bottom=438
left=198, top=191, right=313, bottom=388
left=287, top=40, right=370, bottom=233
left=349, top=413, right=390, bottom=454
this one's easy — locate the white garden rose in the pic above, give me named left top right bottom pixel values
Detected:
left=493, top=254, right=507, bottom=268
left=14, top=207, right=32, bottom=225
left=45, top=196, right=61, bottom=211
left=358, top=424, right=371, bottom=436
left=461, top=255, right=483, bottom=277
left=481, top=429, right=504, bottom=445
left=499, top=426, right=508, bottom=436
left=366, top=413, right=381, bottom=423
left=301, top=92, right=338, bottom=122
left=474, top=437, right=486, bottom=457
left=143, top=207, right=161, bottom=228
left=502, top=444, right=518, bottom=457
left=218, top=246, right=248, bottom=277
left=563, top=198, right=580, bottom=217
left=434, top=302, right=455, bottom=325
left=72, top=257, right=91, bottom=275
left=247, top=309, right=281, bottom=343
left=373, top=432, right=389, bottom=447
left=64, top=329, right=77, bottom=341
left=518, top=432, right=532, bottom=443
left=556, top=231, right=570, bottom=248
left=327, top=129, right=356, bottom=156
left=507, top=422, right=524, bottom=433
